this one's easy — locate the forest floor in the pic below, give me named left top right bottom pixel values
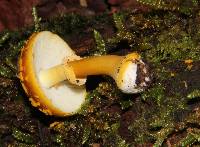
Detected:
left=0, top=0, right=200, bottom=146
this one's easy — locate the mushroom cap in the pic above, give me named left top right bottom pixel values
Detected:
left=19, top=31, right=86, bottom=116
left=115, top=53, right=150, bottom=93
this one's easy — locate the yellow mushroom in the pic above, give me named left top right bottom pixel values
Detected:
left=19, top=31, right=150, bottom=116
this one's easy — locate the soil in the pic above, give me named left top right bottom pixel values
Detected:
left=0, top=0, right=148, bottom=32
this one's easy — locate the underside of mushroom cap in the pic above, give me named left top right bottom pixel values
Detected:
left=19, top=31, right=87, bottom=116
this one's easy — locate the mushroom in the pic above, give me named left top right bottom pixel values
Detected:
left=19, top=31, right=150, bottom=116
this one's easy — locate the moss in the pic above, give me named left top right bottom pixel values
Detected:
left=93, top=29, right=107, bottom=55
left=137, top=0, right=178, bottom=11
left=12, top=127, right=34, bottom=144
left=51, top=118, right=87, bottom=146
left=152, top=124, right=174, bottom=147
left=0, top=32, right=10, bottom=47
left=143, top=24, right=200, bottom=63
left=177, top=128, right=200, bottom=146
left=187, top=89, right=200, bottom=99
left=120, top=99, right=134, bottom=110
left=42, top=13, right=88, bottom=38
left=0, top=63, right=14, bottom=78
left=52, top=134, right=65, bottom=147
left=141, top=84, right=165, bottom=105
left=185, top=107, right=200, bottom=126
left=12, top=143, right=36, bottom=147
left=128, top=109, right=153, bottom=144
left=96, top=81, right=121, bottom=100
left=105, top=123, right=130, bottom=147
left=5, top=57, right=17, bottom=71
left=32, top=7, right=41, bottom=32
left=82, top=125, right=91, bottom=144
left=78, top=89, right=100, bottom=116
left=108, top=13, right=135, bottom=45
left=136, top=0, right=199, bottom=15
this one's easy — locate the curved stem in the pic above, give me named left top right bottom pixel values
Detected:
left=68, top=55, right=123, bottom=78
left=39, top=55, right=124, bottom=87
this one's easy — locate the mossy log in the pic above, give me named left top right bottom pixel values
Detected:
left=0, top=4, right=200, bottom=146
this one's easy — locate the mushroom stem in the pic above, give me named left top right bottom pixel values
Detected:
left=68, top=55, right=123, bottom=78
left=39, top=52, right=150, bottom=94
left=39, top=55, right=124, bottom=88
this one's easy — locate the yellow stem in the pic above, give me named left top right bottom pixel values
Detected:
left=68, top=55, right=124, bottom=78
left=39, top=55, right=124, bottom=88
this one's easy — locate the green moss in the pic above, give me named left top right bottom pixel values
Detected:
left=0, top=63, right=14, bottom=78
left=0, top=32, right=10, bottom=47
left=5, top=57, right=17, bottom=71
left=120, top=99, right=134, bottom=110
left=128, top=110, right=153, bottom=144
left=82, top=125, right=91, bottom=144
left=93, top=29, right=106, bottom=55
left=43, top=13, right=88, bottom=38
left=137, top=0, right=178, bottom=11
left=141, top=84, right=165, bottom=105
left=177, top=128, right=200, bottom=146
left=12, top=127, right=34, bottom=144
left=185, top=108, right=200, bottom=126
left=143, top=25, right=200, bottom=63
left=152, top=124, right=174, bottom=147
left=187, top=89, right=200, bottom=99
left=53, top=134, right=65, bottom=147
left=108, top=13, right=135, bottom=45
left=32, top=7, right=41, bottom=32
left=78, top=89, right=100, bottom=116
left=12, top=143, right=36, bottom=147
left=106, top=123, right=130, bottom=147
left=113, top=13, right=126, bottom=31
left=136, top=0, right=199, bottom=15
left=96, top=81, right=121, bottom=99
left=179, top=133, right=197, bottom=146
